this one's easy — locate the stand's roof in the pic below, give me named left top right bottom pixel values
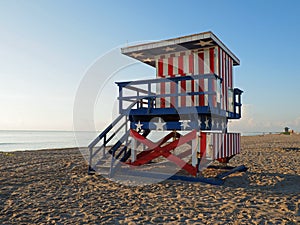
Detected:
left=121, top=31, right=240, bottom=67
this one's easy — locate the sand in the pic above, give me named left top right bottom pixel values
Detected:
left=0, top=134, right=299, bottom=224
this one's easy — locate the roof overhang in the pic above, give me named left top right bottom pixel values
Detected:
left=121, top=31, right=240, bottom=67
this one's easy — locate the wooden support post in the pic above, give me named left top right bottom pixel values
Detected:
left=131, top=137, right=137, bottom=162
left=192, top=136, right=198, bottom=167
left=206, top=133, right=213, bottom=160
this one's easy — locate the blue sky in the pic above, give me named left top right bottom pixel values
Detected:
left=0, top=0, right=300, bottom=132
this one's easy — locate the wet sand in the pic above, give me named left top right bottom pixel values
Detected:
left=1, top=134, right=299, bottom=224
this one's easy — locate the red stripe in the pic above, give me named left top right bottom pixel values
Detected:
left=168, top=57, right=173, bottom=76
left=178, top=55, right=184, bottom=75
left=157, top=58, right=165, bottom=108
left=209, top=47, right=215, bottom=74
left=200, top=132, right=206, bottom=156
left=198, top=52, right=204, bottom=106
left=158, top=59, right=163, bottom=77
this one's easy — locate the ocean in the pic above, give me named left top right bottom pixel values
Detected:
left=0, top=130, right=275, bottom=152
left=0, top=130, right=98, bottom=152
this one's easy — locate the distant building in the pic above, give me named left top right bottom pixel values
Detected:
left=284, top=127, right=289, bottom=133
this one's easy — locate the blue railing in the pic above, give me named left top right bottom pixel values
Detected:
left=116, top=74, right=218, bottom=111
left=115, top=74, right=242, bottom=118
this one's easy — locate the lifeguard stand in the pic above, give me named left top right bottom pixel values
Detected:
left=88, top=31, right=246, bottom=184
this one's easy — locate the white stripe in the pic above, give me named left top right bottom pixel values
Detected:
left=215, top=134, right=218, bottom=159
left=156, top=82, right=161, bottom=108
left=216, top=134, right=219, bottom=160
left=183, top=54, right=189, bottom=74
left=204, top=49, right=210, bottom=74
left=204, top=78, right=208, bottom=106
left=235, top=134, right=237, bottom=154
left=231, top=134, right=234, bottom=156
left=193, top=52, right=199, bottom=106
left=165, top=82, right=170, bottom=107
left=220, top=134, right=223, bottom=158
left=231, top=134, right=233, bottom=156
left=174, top=52, right=181, bottom=76
left=232, top=134, right=235, bottom=155
left=222, top=134, right=225, bottom=158
left=226, top=134, right=229, bottom=157
left=194, top=79, right=199, bottom=106
left=178, top=81, right=182, bottom=107
left=163, top=57, right=168, bottom=76
left=186, top=80, right=192, bottom=107
left=194, top=52, right=199, bottom=75
left=173, top=55, right=178, bottom=75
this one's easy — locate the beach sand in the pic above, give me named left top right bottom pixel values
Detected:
left=0, top=134, right=299, bottom=224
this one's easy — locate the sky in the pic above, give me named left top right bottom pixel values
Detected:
left=0, top=0, right=300, bottom=133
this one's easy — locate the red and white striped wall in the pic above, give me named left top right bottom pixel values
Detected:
left=155, top=46, right=234, bottom=112
left=199, top=132, right=240, bottom=160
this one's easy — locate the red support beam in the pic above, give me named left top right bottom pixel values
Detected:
left=128, top=129, right=197, bottom=176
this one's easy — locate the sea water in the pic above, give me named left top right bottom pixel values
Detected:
left=0, top=130, right=98, bottom=152
left=0, top=130, right=275, bottom=152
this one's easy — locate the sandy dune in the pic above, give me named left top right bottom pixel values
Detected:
left=0, top=134, right=299, bottom=224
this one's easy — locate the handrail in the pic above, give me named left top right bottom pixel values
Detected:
left=115, top=73, right=221, bottom=87
left=124, top=85, right=156, bottom=95
left=119, top=91, right=216, bottom=101
left=117, top=74, right=222, bottom=113
left=88, top=101, right=137, bottom=149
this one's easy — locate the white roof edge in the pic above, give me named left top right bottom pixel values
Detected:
left=121, top=31, right=240, bottom=65
left=210, top=33, right=240, bottom=65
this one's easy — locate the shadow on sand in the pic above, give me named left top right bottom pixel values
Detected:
left=224, top=170, right=300, bottom=194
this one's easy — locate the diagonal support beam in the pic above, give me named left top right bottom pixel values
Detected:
left=128, top=129, right=197, bottom=176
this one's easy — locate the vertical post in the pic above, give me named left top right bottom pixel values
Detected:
left=238, top=93, right=242, bottom=117
left=233, top=92, right=237, bottom=115
left=103, top=135, right=106, bottom=157
left=88, top=147, right=93, bottom=174
left=148, top=82, right=151, bottom=109
left=206, top=133, right=213, bottom=160
left=131, top=137, right=137, bottom=162
left=137, top=90, right=140, bottom=108
left=119, top=85, right=123, bottom=114
left=208, top=77, right=212, bottom=108
left=175, top=80, right=178, bottom=109
left=192, top=135, right=198, bottom=167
